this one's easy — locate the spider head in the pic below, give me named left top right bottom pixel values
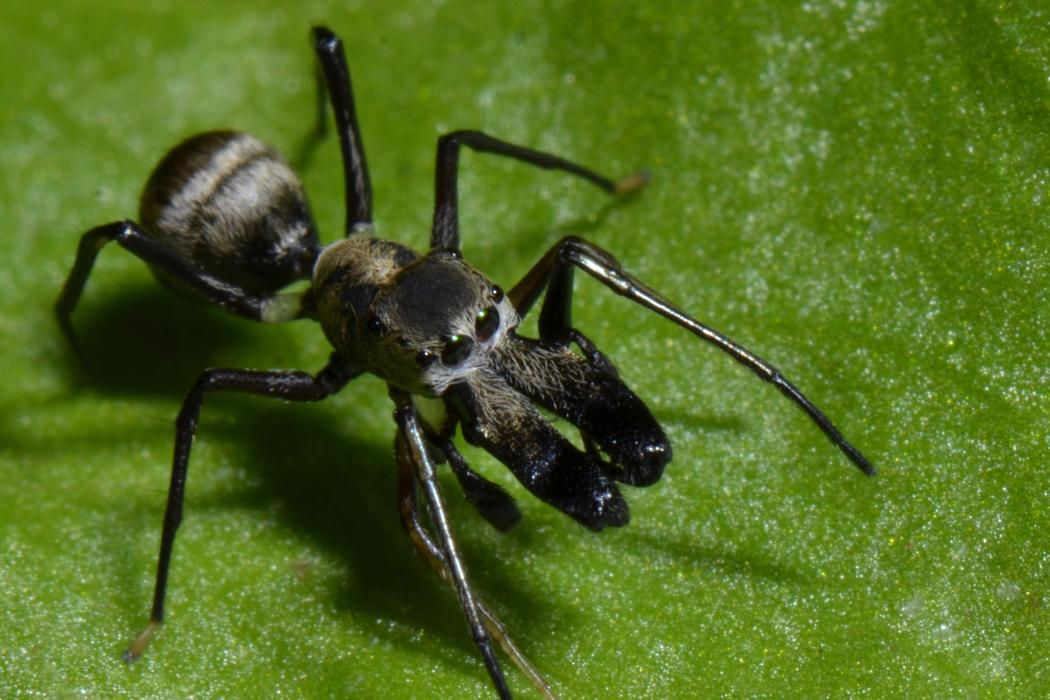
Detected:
left=350, top=249, right=518, bottom=395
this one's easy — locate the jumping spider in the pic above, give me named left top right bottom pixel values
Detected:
left=56, top=26, right=874, bottom=699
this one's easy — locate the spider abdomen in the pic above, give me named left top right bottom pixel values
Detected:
left=138, top=130, right=320, bottom=295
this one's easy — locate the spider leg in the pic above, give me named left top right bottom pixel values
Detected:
left=508, top=235, right=876, bottom=476
left=439, top=437, right=522, bottom=533
left=55, top=220, right=309, bottom=358
left=430, top=130, right=646, bottom=251
left=312, top=26, right=373, bottom=234
left=390, top=389, right=512, bottom=699
left=123, top=356, right=358, bottom=662
left=395, top=430, right=553, bottom=699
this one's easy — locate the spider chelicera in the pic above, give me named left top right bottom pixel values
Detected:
left=56, top=26, right=874, bottom=699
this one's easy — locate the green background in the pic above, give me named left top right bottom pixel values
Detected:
left=2, top=1, right=1047, bottom=697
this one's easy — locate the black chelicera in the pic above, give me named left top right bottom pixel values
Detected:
left=56, top=26, right=874, bottom=699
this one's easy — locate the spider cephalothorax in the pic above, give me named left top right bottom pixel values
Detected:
left=313, top=241, right=519, bottom=396
left=56, top=26, right=874, bottom=700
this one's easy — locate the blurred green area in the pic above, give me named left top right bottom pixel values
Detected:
left=1, top=1, right=1047, bottom=697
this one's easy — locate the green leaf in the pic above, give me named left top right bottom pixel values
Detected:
left=2, top=1, right=1046, bottom=697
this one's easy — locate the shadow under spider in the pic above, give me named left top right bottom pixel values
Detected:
left=112, top=393, right=570, bottom=677
left=57, top=280, right=303, bottom=397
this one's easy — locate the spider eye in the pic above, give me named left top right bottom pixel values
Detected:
left=489, top=285, right=504, bottom=303
left=366, top=315, right=383, bottom=333
left=441, top=334, right=474, bottom=365
left=475, top=306, right=500, bottom=342
left=416, top=349, right=437, bottom=367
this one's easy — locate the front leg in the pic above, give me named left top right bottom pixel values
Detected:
left=123, top=356, right=358, bottom=661
left=394, top=427, right=553, bottom=699
left=508, top=235, right=876, bottom=476
left=390, top=388, right=511, bottom=699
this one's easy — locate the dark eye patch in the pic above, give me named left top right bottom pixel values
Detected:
left=441, top=334, right=475, bottom=365
left=475, top=306, right=500, bottom=342
left=416, top=349, right=437, bottom=367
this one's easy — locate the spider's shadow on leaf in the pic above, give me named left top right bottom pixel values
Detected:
left=176, top=400, right=566, bottom=673
left=60, top=281, right=288, bottom=396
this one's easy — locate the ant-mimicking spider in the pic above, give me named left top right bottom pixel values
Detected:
left=56, top=26, right=874, bottom=699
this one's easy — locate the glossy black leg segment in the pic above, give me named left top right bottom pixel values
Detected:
left=390, top=390, right=510, bottom=699
left=509, top=235, right=876, bottom=476
left=55, top=221, right=306, bottom=358
left=536, top=260, right=574, bottom=343
left=123, top=357, right=358, bottom=662
left=439, top=438, right=522, bottom=532
left=394, top=429, right=553, bottom=698
left=430, top=130, right=647, bottom=251
left=312, top=26, right=373, bottom=234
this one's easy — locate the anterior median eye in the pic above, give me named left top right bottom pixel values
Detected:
left=475, top=306, right=500, bottom=342
left=441, top=334, right=474, bottom=365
